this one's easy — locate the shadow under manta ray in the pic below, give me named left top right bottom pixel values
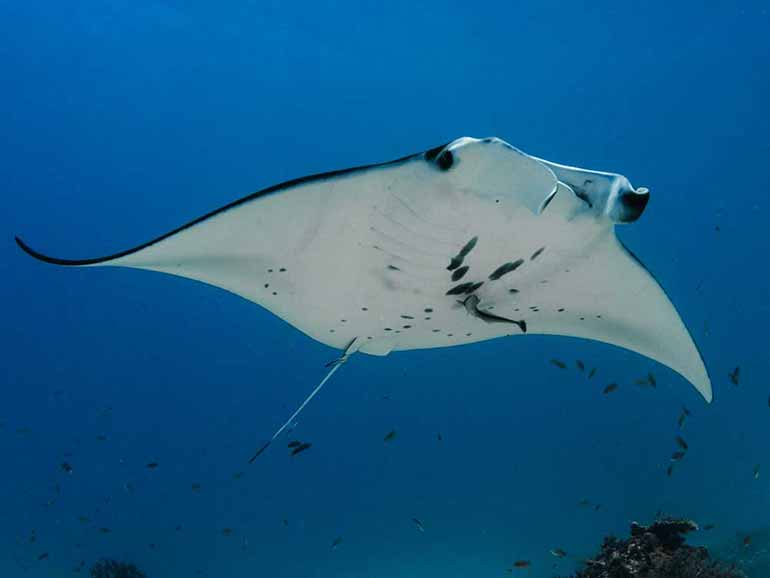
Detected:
left=15, top=136, right=712, bottom=460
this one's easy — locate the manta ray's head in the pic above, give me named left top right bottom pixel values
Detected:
left=534, top=158, right=650, bottom=224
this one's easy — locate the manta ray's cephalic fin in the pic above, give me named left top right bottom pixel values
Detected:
left=248, top=337, right=361, bottom=463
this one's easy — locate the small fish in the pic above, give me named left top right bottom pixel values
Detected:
left=222, top=528, right=233, bottom=536
left=330, top=536, right=343, bottom=550
left=77, top=516, right=89, bottom=524
left=287, top=440, right=301, bottom=448
left=291, top=442, right=312, bottom=456
left=647, top=372, right=657, bottom=387
left=729, top=366, right=740, bottom=385
left=411, top=517, right=425, bottom=533
left=550, top=359, right=566, bottom=369
left=191, top=483, right=201, bottom=492
left=594, top=503, right=601, bottom=511
left=232, top=472, right=244, bottom=480
left=437, top=432, right=443, bottom=441
left=383, top=429, right=397, bottom=442
left=753, top=464, right=760, bottom=480
left=60, top=462, right=73, bottom=474
left=675, top=436, right=688, bottom=451
left=743, top=535, right=752, bottom=547
left=677, top=412, right=686, bottom=430
left=550, top=548, right=567, bottom=558
left=682, top=405, right=692, bottom=417
left=37, top=552, right=49, bottom=561
left=576, top=360, right=585, bottom=372
left=282, top=519, right=288, bottom=527
left=98, top=527, right=111, bottom=534
left=578, top=499, right=591, bottom=507
left=702, top=524, right=716, bottom=531
left=95, top=434, right=107, bottom=441
left=146, top=462, right=159, bottom=469
left=602, top=383, right=618, bottom=395
left=667, top=464, right=675, bottom=477
left=588, top=368, right=597, bottom=379
left=671, top=451, right=686, bottom=462
left=512, top=560, right=531, bottom=568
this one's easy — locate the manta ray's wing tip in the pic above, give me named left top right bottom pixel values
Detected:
left=15, top=235, right=100, bottom=266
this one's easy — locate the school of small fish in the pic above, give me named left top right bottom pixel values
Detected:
left=2, top=357, right=763, bottom=571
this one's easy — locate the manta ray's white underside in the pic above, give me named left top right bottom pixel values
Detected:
left=17, top=136, right=712, bottom=402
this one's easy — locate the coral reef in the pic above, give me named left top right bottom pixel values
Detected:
left=90, top=559, right=147, bottom=578
left=566, top=519, right=744, bottom=578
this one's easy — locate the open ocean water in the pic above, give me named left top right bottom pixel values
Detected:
left=2, top=1, right=770, bottom=577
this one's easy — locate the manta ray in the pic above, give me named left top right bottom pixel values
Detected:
left=16, top=136, right=711, bottom=459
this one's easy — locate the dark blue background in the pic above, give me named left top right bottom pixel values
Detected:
left=2, top=1, right=769, bottom=576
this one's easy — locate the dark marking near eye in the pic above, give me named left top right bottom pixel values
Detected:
left=424, top=142, right=451, bottom=162
left=401, top=315, right=414, bottom=319
left=447, top=236, right=478, bottom=271
left=509, top=288, right=519, bottom=294
left=530, top=247, right=546, bottom=260
left=489, top=259, right=524, bottom=280
left=387, top=265, right=401, bottom=271
left=574, top=188, right=593, bottom=208
left=436, top=149, right=453, bottom=170
left=451, top=265, right=469, bottom=281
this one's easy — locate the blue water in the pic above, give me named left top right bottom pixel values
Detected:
left=2, top=1, right=770, bottom=576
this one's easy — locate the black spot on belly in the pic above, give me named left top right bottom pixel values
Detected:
left=488, top=259, right=524, bottom=280
left=451, top=265, right=469, bottom=281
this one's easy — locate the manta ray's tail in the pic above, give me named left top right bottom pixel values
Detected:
left=248, top=337, right=360, bottom=462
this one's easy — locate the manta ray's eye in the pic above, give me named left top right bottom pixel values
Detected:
left=424, top=144, right=454, bottom=171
